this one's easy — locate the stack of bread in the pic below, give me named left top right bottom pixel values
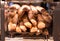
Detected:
left=5, top=4, right=52, bottom=35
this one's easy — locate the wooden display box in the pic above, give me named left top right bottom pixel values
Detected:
left=1, top=1, right=55, bottom=41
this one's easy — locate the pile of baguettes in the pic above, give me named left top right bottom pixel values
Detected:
left=4, top=4, right=52, bottom=35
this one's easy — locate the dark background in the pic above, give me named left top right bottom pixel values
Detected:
left=53, top=3, right=60, bottom=41
left=2, top=0, right=5, bottom=1
left=54, top=0, right=60, bottom=2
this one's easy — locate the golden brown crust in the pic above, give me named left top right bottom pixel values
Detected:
left=5, top=5, right=52, bottom=35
